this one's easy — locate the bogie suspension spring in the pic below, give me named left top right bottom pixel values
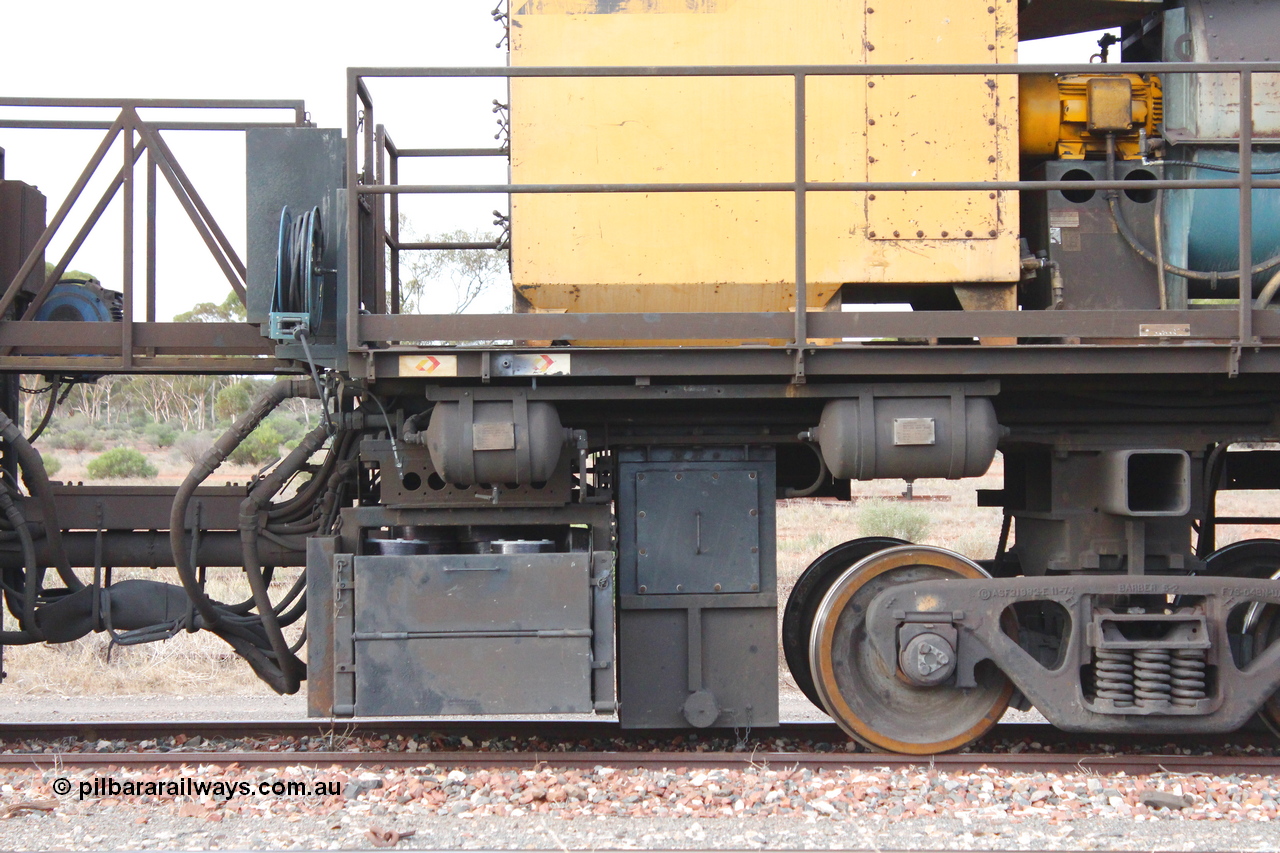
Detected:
left=1094, top=648, right=1135, bottom=706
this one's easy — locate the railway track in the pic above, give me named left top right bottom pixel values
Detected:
left=2, top=720, right=1274, bottom=774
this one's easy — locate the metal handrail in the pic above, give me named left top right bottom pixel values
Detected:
left=0, top=99, right=307, bottom=369
left=347, top=61, right=1280, bottom=370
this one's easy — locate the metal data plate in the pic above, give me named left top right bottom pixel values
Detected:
left=353, top=554, right=590, bottom=633
left=634, top=469, right=761, bottom=594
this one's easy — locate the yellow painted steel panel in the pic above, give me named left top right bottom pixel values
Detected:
left=509, top=0, right=1020, bottom=321
left=867, top=74, right=998, bottom=241
left=516, top=0, right=737, bottom=14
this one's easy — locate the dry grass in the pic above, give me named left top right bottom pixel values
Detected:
left=776, top=456, right=1006, bottom=612
left=3, top=567, right=303, bottom=697
left=11, top=452, right=1280, bottom=699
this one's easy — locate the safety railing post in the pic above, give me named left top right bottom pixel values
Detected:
left=1239, top=69, right=1254, bottom=348
left=122, top=112, right=135, bottom=367
left=346, top=71, right=364, bottom=361
left=146, top=148, right=157, bottom=325
left=793, top=72, right=808, bottom=384
left=389, top=133, right=402, bottom=315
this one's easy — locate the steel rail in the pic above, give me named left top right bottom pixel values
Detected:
left=1, top=719, right=1270, bottom=750
left=4, top=749, right=1274, bottom=775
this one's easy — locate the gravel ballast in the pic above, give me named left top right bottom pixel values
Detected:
left=2, top=760, right=1278, bottom=850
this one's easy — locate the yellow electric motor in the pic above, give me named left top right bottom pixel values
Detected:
left=1020, top=73, right=1163, bottom=161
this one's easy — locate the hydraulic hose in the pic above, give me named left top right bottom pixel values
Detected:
left=26, top=376, right=61, bottom=444
left=0, top=410, right=81, bottom=592
left=170, top=378, right=317, bottom=630
left=1106, top=136, right=1280, bottom=285
left=1108, top=193, right=1280, bottom=283
left=237, top=421, right=331, bottom=693
left=0, top=479, right=41, bottom=639
left=1252, top=267, right=1280, bottom=310
left=169, top=378, right=319, bottom=694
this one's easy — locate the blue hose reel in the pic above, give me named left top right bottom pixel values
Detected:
left=268, top=205, right=325, bottom=341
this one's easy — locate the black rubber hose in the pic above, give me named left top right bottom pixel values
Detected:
left=169, top=379, right=316, bottom=632
left=270, top=569, right=308, bottom=618
left=0, top=410, right=81, bottom=591
left=237, top=421, right=332, bottom=692
left=1154, top=159, right=1280, bottom=176
left=1108, top=194, right=1280, bottom=283
left=1105, top=138, right=1280, bottom=284
left=265, top=444, right=344, bottom=521
left=0, top=481, right=41, bottom=638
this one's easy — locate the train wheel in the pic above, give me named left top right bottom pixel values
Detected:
left=782, top=536, right=907, bottom=711
left=1252, top=605, right=1280, bottom=737
left=1201, top=539, right=1280, bottom=736
left=808, top=545, right=1012, bottom=754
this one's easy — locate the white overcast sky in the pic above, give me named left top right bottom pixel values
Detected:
left=0, top=2, right=1110, bottom=321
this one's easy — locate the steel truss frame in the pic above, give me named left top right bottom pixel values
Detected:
left=0, top=98, right=304, bottom=373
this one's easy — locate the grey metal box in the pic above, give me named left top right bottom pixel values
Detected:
left=355, top=635, right=592, bottom=715
left=619, top=447, right=774, bottom=598
left=616, top=447, right=778, bottom=729
left=618, top=606, right=779, bottom=729
left=1024, top=160, right=1162, bottom=311
left=354, top=553, right=590, bottom=633
left=0, top=181, right=46, bottom=302
left=350, top=553, right=594, bottom=715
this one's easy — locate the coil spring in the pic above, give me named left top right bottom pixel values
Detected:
left=1094, top=648, right=1135, bottom=705
left=1170, top=648, right=1208, bottom=706
left=1134, top=648, right=1173, bottom=706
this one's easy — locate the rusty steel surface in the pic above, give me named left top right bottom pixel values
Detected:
left=8, top=750, right=1277, bottom=775
left=0, top=720, right=1275, bottom=775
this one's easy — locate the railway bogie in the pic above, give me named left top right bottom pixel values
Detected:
left=2, top=0, right=1280, bottom=753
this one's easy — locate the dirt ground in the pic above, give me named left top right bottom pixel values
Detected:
left=4, top=454, right=1278, bottom=724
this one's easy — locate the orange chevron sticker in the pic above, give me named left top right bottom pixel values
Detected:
left=397, top=354, right=457, bottom=377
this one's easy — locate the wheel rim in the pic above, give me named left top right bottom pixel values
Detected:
left=1201, top=539, right=1280, bottom=736
left=809, top=545, right=1012, bottom=754
left=1253, top=605, right=1280, bottom=737
left=782, top=537, right=907, bottom=710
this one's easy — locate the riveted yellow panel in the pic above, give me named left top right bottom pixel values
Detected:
left=867, top=74, right=999, bottom=241
left=509, top=0, right=1020, bottom=326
